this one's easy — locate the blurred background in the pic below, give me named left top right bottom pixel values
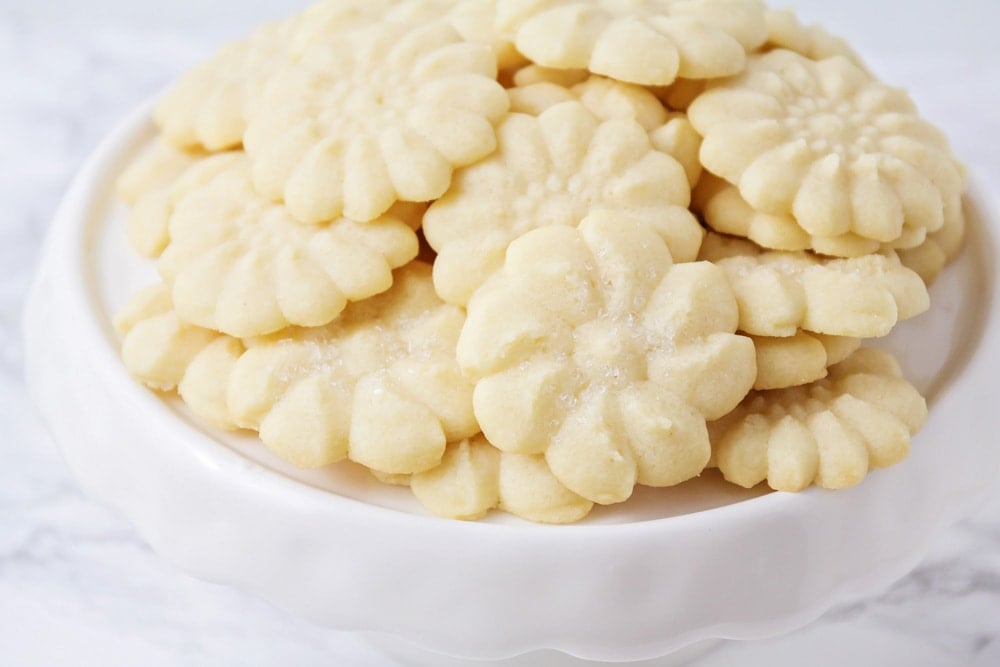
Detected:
left=2, top=1, right=998, bottom=665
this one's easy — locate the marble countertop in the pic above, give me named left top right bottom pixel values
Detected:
left=3, top=1, right=999, bottom=665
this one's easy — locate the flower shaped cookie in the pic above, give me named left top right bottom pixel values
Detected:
left=157, top=153, right=419, bottom=338
left=508, top=70, right=704, bottom=186
left=116, top=284, right=243, bottom=430
left=423, top=100, right=701, bottom=305
left=750, top=332, right=860, bottom=391
left=763, top=8, right=867, bottom=68
left=897, top=200, right=967, bottom=285
left=411, top=436, right=594, bottom=523
left=693, top=173, right=894, bottom=257
left=711, top=348, right=927, bottom=491
left=457, top=213, right=756, bottom=505
left=688, top=50, right=964, bottom=246
left=119, top=264, right=477, bottom=474
left=226, top=262, right=477, bottom=472
left=699, top=232, right=929, bottom=339
left=116, top=140, right=205, bottom=257
left=496, top=0, right=768, bottom=85
left=155, top=19, right=298, bottom=151
left=244, top=19, right=509, bottom=224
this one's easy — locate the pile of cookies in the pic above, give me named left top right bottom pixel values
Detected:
left=115, top=0, right=965, bottom=523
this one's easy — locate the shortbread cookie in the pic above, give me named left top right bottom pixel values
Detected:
left=763, top=8, right=867, bottom=68
left=155, top=19, right=297, bottom=151
left=244, top=19, right=509, bottom=224
left=116, top=140, right=205, bottom=257
left=226, top=262, right=477, bottom=472
left=508, top=71, right=704, bottom=186
left=688, top=50, right=963, bottom=246
left=411, top=436, right=594, bottom=523
left=423, top=101, right=702, bottom=305
left=156, top=153, right=418, bottom=338
left=119, top=264, right=477, bottom=473
left=711, top=348, right=927, bottom=491
left=116, top=284, right=240, bottom=429
left=294, top=0, right=525, bottom=69
left=750, top=332, right=860, bottom=391
left=699, top=232, right=929, bottom=338
left=496, top=0, right=768, bottom=85
left=457, top=213, right=756, bottom=505
left=897, top=201, right=967, bottom=285
left=693, top=173, right=889, bottom=256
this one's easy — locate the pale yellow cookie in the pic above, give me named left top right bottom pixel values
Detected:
left=699, top=232, right=929, bottom=338
left=508, top=71, right=704, bottom=186
left=457, top=213, right=756, bottom=505
left=156, top=152, right=418, bottom=338
left=763, top=8, right=867, bottom=69
left=688, top=50, right=963, bottom=246
left=693, top=173, right=886, bottom=256
left=116, top=140, right=205, bottom=257
left=423, top=100, right=701, bottom=306
left=496, top=0, right=768, bottom=85
left=244, top=19, right=509, bottom=224
left=116, top=284, right=240, bottom=429
left=293, top=0, right=526, bottom=69
left=750, top=332, right=861, bottom=391
left=226, top=262, right=477, bottom=472
left=411, top=436, right=594, bottom=523
left=897, top=199, right=967, bottom=285
left=154, top=19, right=297, bottom=151
left=711, top=348, right=927, bottom=491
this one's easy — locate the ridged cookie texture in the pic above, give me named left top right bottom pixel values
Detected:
left=423, top=100, right=702, bottom=306
left=244, top=18, right=509, bottom=225
left=762, top=8, right=867, bottom=69
left=496, top=0, right=768, bottom=85
left=688, top=50, right=963, bottom=247
left=698, top=232, right=929, bottom=339
left=118, top=263, right=478, bottom=474
left=749, top=332, right=860, bottom=391
left=154, top=19, right=298, bottom=151
left=410, top=436, right=594, bottom=523
left=710, top=348, right=927, bottom=492
left=507, top=68, right=704, bottom=186
left=116, top=139, right=205, bottom=257
left=457, top=213, right=756, bottom=505
left=155, top=152, right=419, bottom=338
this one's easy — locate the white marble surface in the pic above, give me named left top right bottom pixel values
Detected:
left=3, top=1, right=999, bottom=665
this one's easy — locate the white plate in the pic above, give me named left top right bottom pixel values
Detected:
left=23, top=102, right=1000, bottom=663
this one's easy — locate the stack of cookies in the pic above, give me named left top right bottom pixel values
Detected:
left=115, top=0, right=964, bottom=523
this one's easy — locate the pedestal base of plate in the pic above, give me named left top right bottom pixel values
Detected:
left=362, top=634, right=723, bottom=666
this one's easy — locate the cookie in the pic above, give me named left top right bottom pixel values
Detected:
left=750, top=332, right=861, bottom=391
left=244, top=19, right=508, bottom=224
left=897, top=199, right=967, bottom=285
left=689, top=50, right=963, bottom=246
left=423, top=100, right=701, bottom=305
left=116, top=140, right=205, bottom=257
left=508, top=70, right=704, bottom=186
left=711, top=348, right=927, bottom=491
left=693, top=172, right=887, bottom=256
left=763, top=8, right=867, bottom=69
left=410, top=436, right=594, bottom=523
left=225, top=262, right=476, bottom=472
left=496, top=0, right=767, bottom=85
left=156, top=152, right=419, bottom=337
left=699, top=232, right=930, bottom=338
left=154, top=19, right=297, bottom=151
left=115, top=284, right=239, bottom=429
left=457, top=213, right=756, bottom=505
